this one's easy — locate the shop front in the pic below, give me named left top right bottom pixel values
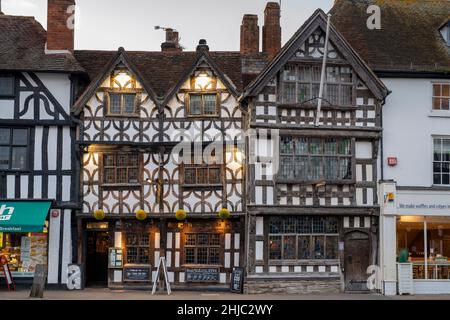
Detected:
left=0, top=201, right=51, bottom=287
left=380, top=182, right=450, bottom=295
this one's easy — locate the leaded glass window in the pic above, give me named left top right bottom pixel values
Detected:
left=107, top=92, right=137, bottom=115
left=184, top=233, right=221, bottom=265
left=102, top=153, right=140, bottom=184
left=188, top=93, right=218, bottom=116
left=125, top=233, right=150, bottom=264
left=0, top=128, right=28, bottom=170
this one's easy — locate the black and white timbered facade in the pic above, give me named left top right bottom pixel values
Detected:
left=72, top=45, right=245, bottom=288
left=241, top=10, right=389, bottom=293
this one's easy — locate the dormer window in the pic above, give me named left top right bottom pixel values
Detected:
left=0, top=74, right=15, bottom=97
left=186, top=67, right=219, bottom=117
left=440, top=21, right=450, bottom=46
left=106, top=66, right=139, bottom=116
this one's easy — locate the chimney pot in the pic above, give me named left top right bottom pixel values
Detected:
left=161, top=27, right=182, bottom=52
left=196, top=39, right=209, bottom=52
left=47, top=0, right=75, bottom=52
left=240, top=14, right=259, bottom=55
left=262, top=2, right=281, bottom=60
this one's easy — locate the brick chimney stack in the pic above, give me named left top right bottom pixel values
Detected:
left=161, top=28, right=182, bottom=52
left=262, top=2, right=281, bottom=59
left=47, top=0, right=75, bottom=53
left=240, top=14, right=259, bottom=55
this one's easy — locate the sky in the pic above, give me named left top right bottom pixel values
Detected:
left=1, top=0, right=334, bottom=51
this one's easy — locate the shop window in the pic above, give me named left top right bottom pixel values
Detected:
left=125, top=233, right=149, bottom=264
left=397, top=216, right=450, bottom=280
left=0, top=75, right=14, bottom=97
left=432, top=83, right=450, bottom=111
left=102, top=153, right=140, bottom=185
left=184, top=233, right=221, bottom=265
left=281, top=65, right=354, bottom=105
left=268, top=217, right=340, bottom=261
left=0, top=128, right=28, bottom=171
left=0, top=232, right=48, bottom=273
left=279, top=137, right=352, bottom=181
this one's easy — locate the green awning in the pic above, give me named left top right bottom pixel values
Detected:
left=0, top=201, right=51, bottom=233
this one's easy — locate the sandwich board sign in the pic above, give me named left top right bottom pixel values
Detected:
left=151, top=256, right=171, bottom=295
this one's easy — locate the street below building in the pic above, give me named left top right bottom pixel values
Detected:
left=0, top=288, right=450, bottom=300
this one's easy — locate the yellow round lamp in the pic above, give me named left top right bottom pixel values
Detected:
left=218, top=208, right=231, bottom=220
left=176, top=209, right=187, bottom=221
left=94, top=209, right=105, bottom=221
left=136, top=209, right=147, bottom=221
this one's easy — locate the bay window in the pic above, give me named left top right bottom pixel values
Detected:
left=279, top=137, right=352, bottom=181
left=281, top=65, right=354, bottom=106
left=269, top=217, right=339, bottom=261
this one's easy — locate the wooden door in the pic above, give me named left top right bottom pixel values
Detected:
left=344, top=231, right=370, bottom=291
left=86, top=231, right=109, bottom=286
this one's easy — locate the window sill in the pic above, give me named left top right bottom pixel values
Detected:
left=428, top=110, right=450, bottom=118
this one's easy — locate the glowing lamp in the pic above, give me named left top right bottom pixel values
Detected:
left=135, top=209, right=147, bottom=221
left=94, top=209, right=105, bottom=221
left=194, top=71, right=213, bottom=90
left=114, top=71, right=132, bottom=88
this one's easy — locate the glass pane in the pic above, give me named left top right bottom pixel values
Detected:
left=324, top=138, right=337, bottom=155
left=140, top=234, right=149, bottom=246
left=338, top=139, right=352, bottom=155
left=11, top=147, right=27, bottom=169
left=203, top=94, right=217, bottom=115
left=310, top=156, right=322, bottom=180
left=326, top=67, right=339, bottom=83
left=433, top=84, right=441, bottom=97
left=311, top=66, right=321, bottom=82
left=309, top=138, right=322, bottom=154
left=197, top=247, right=208, bottom=264
left=298, top=236, right=311, bottom=259
left=294, top=156, right=308, bottom=180
left=12, top=129, right=27, bottom=145
left=298, top=66, right=311, bottom=81
left=283, top=236, right=296, bottom=259
left=324, top=157, right=338, bottom=180
left=126, top=247, right=137, bottom=263
left=443, top=174, right=450, bottom=185
left=104, top=154, right=115, bottom=167
left=269, top=236, right=282, bottom=259
left=138, top=247, right=149, bottom=264
left=0, top=146, right=9, bottom=169
left=0, top=128, right=10, bottom=144
left=0, top=76, right=14, bottom=96
left=434, top=139, right=442, bottom=161
left=116, top=168, right=127, bottom=183
left=434, top=173, right=442, bottom=185
left=185, top=248, right=195, bottom=264
left=312, top=83, right=320, bottom=99
left=312, top=217, right=326, bottom=233
left=185, top=234, right=196, bottom=246
left=313, top=235, right=325, bottom=259
left=269, top=218, right=282, bottom=234
left=340, top=67, right=352, bottom=83
left=339, top=158, right=352, bottom=180
left=298, top=83, right=311, bottom=103
left=197, top=234, right=208, bottom=246
left=443, top=139, right=450, bottom=161
left=209, top=234, right=220, bottom=246
left=295, top=138, right=308, bottom=155
left=128, top=154, right=139, bottom=166
left=442, top=99, right=449, bottom=110
left=104, top=168, right=115, bottom=183
left=326, top=84, right=339, bottom=105
left=185, top=168, right=196, bottom=184
left=326, top=218, right=339, bottom=233
left=283, top=217, right=297, bottom=233
left=209, top=168, right=220, bottom=184
left=197, top=168, right=208, bottom=184
left=209, top=248, right=220, bottom=264
left=128, top=168, right=139, bottom=183
left=123, top=94, right=136, bottom=114
left=283, top=82, right=296, bottom=103
left=296, top=217, right=311, bottom=233
left=326, top=236, right=339, bottom=259
left=117, top=154, right=127, bottom=166
left=282, top=65, right=296, bottom=81
left=189, top=95, right=202, bottom=115
left=280, top=137, right=293, bottom=154
left=109, top=93, right=121, bottom=114
left=443, top=84, right=450, bottom=97
left=341, top=85, right=353, bottom=105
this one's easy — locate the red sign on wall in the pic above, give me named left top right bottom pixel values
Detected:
left=387, top=157, right=397, bottom=166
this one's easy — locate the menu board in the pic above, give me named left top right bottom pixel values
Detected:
left=29, top=234, right=47, bottom=273
left=123, top=266, right=151, bottom=282
left=108, top=248, right=123, bottom=268
left=185, top=268, right=220, bottom=282
left=230, top=267, right=244, bottom=293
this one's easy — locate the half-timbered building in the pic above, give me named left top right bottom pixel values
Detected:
left=0, top=1, right=82, bottom=287
left=72, top=37, right=245, bottom=288
left=241, top=7, right=389, bottom=293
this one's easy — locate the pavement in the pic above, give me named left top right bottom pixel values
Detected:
left=1, top=288, right=450, bottom=300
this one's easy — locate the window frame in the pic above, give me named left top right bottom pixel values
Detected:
left=186, top=92, right=220, bottom=117
left=0, top=74, right=15, bottom=98
left=281, top=64, right=355, bottom=106
left=278, top=136, right=354, bottom=183
left=432, top=82, right=450, bottom=111
left=105, top=90, right=140, bottom=117
left=101, top=153, right=142, bottom=188
left=183, top=233, right=221, bottom=266
left=433, top=137, right=450, bottom=186
left=181, top=151, right=224, bottom=189
left=0, top=127, right=30, bottom=172
left=124, top=233, right=150, bottom=265
left=268, top=217, right=340, bottom=262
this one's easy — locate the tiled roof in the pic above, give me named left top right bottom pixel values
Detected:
left=74, top=50, right=244, bottom=99
left=330, top=0, right=450, bottom=73
left=0, top=14, right=84, bottom=73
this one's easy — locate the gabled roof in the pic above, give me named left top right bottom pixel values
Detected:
left=74, top=50, right=244, bottom=105
left=0, top=14, right=84, bottom=73
left=331, top=0, right=450, bottom=74
left=72, top=47, right=159, bottom=115
left=243, top=9, right=389, bottom=100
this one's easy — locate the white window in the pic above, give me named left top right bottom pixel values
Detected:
left=433, top=83, right=450, bottom=111
left=433, top=138, right=450, bottom=185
